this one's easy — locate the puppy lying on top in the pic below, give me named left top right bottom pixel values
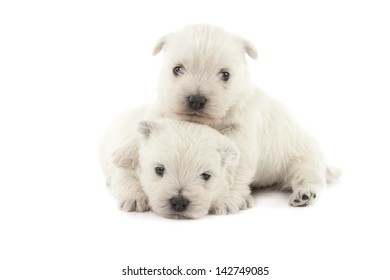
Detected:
left=99, top=108, right=248, bottom=219
left=148, top=24, right=341, bottom=208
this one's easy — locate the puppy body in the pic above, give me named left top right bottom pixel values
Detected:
left=150, top=24, right=341, bottom=208
left=99, top=108, right=248, bottom=218
left=99, top=106, right=150, bottom=212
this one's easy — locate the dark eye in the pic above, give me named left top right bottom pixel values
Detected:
left=220, top=71, right=230, bottom=81
left=155, top=166, right=165, bottom=176
left=201, top=173, right=211, bottom=181
left=173, top=66, right=184, bottom=76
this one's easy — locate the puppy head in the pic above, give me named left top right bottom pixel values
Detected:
left=136, top=119, right=239, bottom=219
left=153, top=24, right=257, bottom=125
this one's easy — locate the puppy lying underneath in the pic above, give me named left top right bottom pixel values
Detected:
left=99, top=108, right=249, bottom=219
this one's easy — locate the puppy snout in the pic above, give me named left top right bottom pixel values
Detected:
left=188, top=95, right=207, bottom=111
left=170, top=196, right=189, bottom=212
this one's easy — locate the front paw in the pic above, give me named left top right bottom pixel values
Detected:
left=209, top=194, right=254, bottom=215
left=120, top=194, right=150, bottom=212
left=240, top=194, right=254, bottom=210
left=289, top=188, right=317, bottom=207
left=209, top=202, right=229, bottom=215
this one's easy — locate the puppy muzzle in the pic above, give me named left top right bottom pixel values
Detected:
left=170, top=196, right=189, bottom=212
left=187, top=95, right=207, bottom=111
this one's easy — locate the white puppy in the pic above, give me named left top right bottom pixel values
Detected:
left=149, top=24, right=341, bottom=208
left=99, top=108, right=247, bottom=219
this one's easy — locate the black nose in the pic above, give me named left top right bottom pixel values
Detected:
left=170, top=196, right=189, bottom=212
left=188, top=95, right=207, bottom=111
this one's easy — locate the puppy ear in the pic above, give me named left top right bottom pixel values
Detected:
left=111, top=140, right=139, bottom=169
left=218, top=142, right=240, bottom=166
left=152, top=35, right=167, bottom=56
left=243, top=39, right=258, bottom=60
left=137, top=121, right=159, bottom=138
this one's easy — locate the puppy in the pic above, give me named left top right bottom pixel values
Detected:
left=99, top=108, right=249, bottom=219
left=149, top=24, right=341, bottom=208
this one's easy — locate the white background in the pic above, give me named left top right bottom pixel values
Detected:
left=1, top=1, right=389, bottom=279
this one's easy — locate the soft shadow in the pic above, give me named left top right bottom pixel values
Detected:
left=251, top=187, right=291, bottom=208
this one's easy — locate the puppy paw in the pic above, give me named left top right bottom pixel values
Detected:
left=209, top=201, right=238, bottom=215
left=120, top=195, right=150, bottom=212
left=209, top=204, right=228, bottom=215
left=209, top=195, right=253, bottom=215
left=239, top=194, right=254, bottom=210
left=289, top=188, right=317, bottom=207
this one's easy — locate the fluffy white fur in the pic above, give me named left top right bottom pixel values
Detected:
left=99, top=109, right=251, bottom=219
left=148, top=24, right=341, bottom=208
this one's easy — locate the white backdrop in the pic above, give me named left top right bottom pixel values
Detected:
left=1, top=1, right=389, bottom=279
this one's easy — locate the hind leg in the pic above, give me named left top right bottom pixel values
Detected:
left=287, top=164, right=326, bottom=207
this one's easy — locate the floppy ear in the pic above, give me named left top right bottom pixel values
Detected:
left=218, top=141, right=240, bottom=166
left=137, top=120, right=159, bottom=138
left=243, top=39, right=258, bottom=60
left=111, top=139, right=139, bottom=169
left=152, top=35, right=168, bottom=56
